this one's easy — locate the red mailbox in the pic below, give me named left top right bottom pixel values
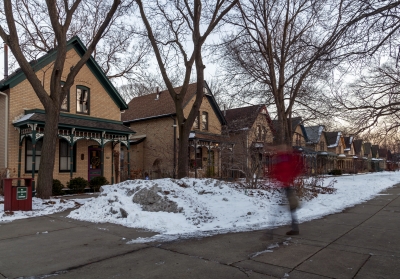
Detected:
left=3, top=178, right=33, bottom=211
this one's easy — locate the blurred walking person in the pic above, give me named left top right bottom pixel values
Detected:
left=271, top=145, right=304, bottom=235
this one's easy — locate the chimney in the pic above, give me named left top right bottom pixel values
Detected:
left=4, top=43, right=8, bottom=79
left=155, top=87, right=160, bottom=100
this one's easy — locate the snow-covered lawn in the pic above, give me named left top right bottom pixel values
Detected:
left=1, top=172, right=400, bottom=243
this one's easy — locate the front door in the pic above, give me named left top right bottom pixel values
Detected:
left=88, top=146, right=102, bottom=181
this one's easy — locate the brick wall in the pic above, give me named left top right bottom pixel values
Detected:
left=185, top=96, right=222, bottom=134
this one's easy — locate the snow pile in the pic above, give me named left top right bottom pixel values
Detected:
left=67, top=172, right=400, bottom=242
left=0, top=196, right=89, bottom=222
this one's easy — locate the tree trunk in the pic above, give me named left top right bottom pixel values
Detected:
left=177, top=127, right=190, bottom=179
left=36, top=105, right=60, bottom=198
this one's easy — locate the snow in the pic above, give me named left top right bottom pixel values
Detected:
left=0, top=196, right=91, bottom=222
left=1, top=172, right=400, bottom=243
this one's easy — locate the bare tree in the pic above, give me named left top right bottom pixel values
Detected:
left=338, top=62, right=400, bottom=138
left=135, top=0, right=238, bottom=178
left=0, top=0, right=125, bottom=198
left=219, top=0, right=400, bottom=145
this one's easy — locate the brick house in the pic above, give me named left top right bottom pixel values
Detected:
left=223, top=104, right=274, bottom=178
left=325, top=131, right=345, bottom=171
left=0, top=37, right=133, bottom=191
left=121, top=82, right=227, bottom=179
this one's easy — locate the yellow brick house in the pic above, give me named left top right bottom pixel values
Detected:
left=0, top=37, right=134, bottom=192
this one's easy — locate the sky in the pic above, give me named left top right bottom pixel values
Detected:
left=1, top=172, right=399, bottom=243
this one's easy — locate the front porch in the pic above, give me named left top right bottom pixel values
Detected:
left=11, top=110, right=134, bottom=192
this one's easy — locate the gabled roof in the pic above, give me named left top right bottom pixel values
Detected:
left=122, top=82, right=226, bottom=125
left=371, top=145, right=379, bottom=158
left=343, top=136, right=354, bottom=151
left=325, top=131, right=342, bottom=148
left=353, top=139, right=363, bottom=154
left=378, top=148, right=388, bottom=158
left=225, top=104, right=273, bottom=132
left=303, top=125, right=324, bottom=144
left=271, top=117, right=303, bottom=136
left=0, top=36, right=128, bottom=110
left=363, top=142, right=372, bottom=155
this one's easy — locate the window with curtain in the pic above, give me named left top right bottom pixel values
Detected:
left=59, top=139, right=76, bottom=172
left=25, top=138, right=42, bottom=172
left=76, top=86, right=89, bottom=114
left=201, top=111, right=208, bottom=130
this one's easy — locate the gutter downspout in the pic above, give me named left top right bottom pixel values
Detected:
left=170, top=115, right=177, bottom=178
left=0, top=91, right=8, bottom=177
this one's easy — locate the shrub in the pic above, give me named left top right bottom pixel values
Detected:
left=89, top=176, right=109, bottom=192
left=329, top=169, right=342, bottom=176
left=52, top=179, right=65, bottom=196
left=67, top=177, right=88, bottom=193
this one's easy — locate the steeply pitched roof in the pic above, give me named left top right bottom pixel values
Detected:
left=371, top=145, right=379, bottom=158
left=122, top=82, right=227, bottom=125
left=353, top=139, right=363, bottom=154
left=225, top=104, right=271, bottom=132
left=363, top=142, right=372, bottom=155
left=325, top=131, right=341, bottom=148
left=0, top=36, right=128, bottom=110
left=271, top=117, right=303, bottom=136
left=303, top=125, right=324, bottom=144
left=343, top=136, right=354, bottom=150
left=378, top=148, right=388, bottom=158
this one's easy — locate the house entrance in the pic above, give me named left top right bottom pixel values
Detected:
left=88, top=146, right=102, bottom=181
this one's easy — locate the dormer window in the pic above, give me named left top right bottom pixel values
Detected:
left=77, top=86, right=89, bottom=114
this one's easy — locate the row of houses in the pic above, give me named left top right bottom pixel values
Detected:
left=0, top=36, right=397, bottom=193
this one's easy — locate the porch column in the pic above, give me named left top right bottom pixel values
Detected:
left=111, top=142, right=115, bottom=184
left=69, top=132, right=74, bottom=180
left=195, top=140, right=197, bottom=179
left=127, top=136, right=131, bottom=180
left=17, top=130, right=22, bottom=186
left=101, top=132, right=104, bottom=177
left=31, top=128, right=36, bottom=194
left=208, top=142, right=211, bottom=177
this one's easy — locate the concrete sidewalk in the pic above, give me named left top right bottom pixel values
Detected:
left=1, top=184, right=400, bottom=279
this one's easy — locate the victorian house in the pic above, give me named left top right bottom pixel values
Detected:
left=223, top=104, right=274, bottom=178
left=122, top=82, right=227, bottom=179
left=0, top=37, right=133, bottom=192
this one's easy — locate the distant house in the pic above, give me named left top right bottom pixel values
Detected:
left=302, top=125, right=336, bottom=174
left=325, top=131, right=346, bottom=171
left=0, top=36, right=133, bottom=191
left=122, top=82, right=227, bottom=179
left=352, top=139, right=366, bottom=172
left=343, top=136, right=355, bottom=173
left=224, top=104, right=274, bottom=178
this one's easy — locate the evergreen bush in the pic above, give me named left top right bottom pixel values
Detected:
left=329, top=169, right=342, bottom=176
left=89, top=176, right=109, bottom=192
left=67, top=177, right=88, bottom=193
left=52, top=179, right=65, bottom=196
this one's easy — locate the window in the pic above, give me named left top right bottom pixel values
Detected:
left=76, top=86, right=89, bottom=114
left=59, top=139, right=76, bottom=172
left=201, top=111, right=208, bottom=130
left=262, top=127, right=267, bottom=141
left=196, top=147, right=203, bottom=168
left=61, top=82, right=70, bottom=112
left=25, top=138, right=42, bottom=172
left=256, top=125, right=261, bottom=141
left=320, top=141, right=325, bottom=151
